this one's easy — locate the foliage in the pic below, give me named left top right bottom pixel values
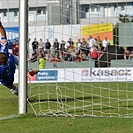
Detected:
left=118, top=14, right=133, bottom=23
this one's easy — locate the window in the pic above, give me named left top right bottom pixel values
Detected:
left=121, top=5, right=125, bottom=11
left=96, top=6, right=100, bottom=12
left=85, top=7, right=89, bottom=12
left=37, top=8, right=46, bottom=15
left=114, top=5, right=118, bottom=12
left=3, top=11, right=7, bottom=17
left=37, top=9, right=41, bottom=15
left=90, top=6, right=100, bottom=13
left=42, top=8, right=46, bottom=14
left=14, top=11, right=17, bottom=17
left=91, top=6, right=95, bottom=12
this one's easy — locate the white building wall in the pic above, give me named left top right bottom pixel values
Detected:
left=0, top=0, right=132, bottom=27
left=79, top=0, right=133, bottom=4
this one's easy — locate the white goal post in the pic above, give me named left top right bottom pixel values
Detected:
left=18, top=0, right=28, bottom=114
left=18, top=0, right=133, bottom=118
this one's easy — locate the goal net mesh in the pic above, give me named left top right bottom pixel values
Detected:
left=27, top=0, right=133, bottom=118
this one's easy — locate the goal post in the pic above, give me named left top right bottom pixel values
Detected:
left=18, top=0, right=28, bottom=114
left=23, top=0, right=133, bottom=118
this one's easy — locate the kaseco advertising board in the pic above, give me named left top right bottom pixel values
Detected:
left=81, top=68, right=133, bottom=82
left=13, top=67, right=133, bottom=83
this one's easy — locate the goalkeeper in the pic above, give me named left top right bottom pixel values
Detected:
left=0, top=21, right=38, bottom=96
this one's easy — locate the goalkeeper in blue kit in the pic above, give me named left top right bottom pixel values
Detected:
left=0, top=21, right=38, bottom=96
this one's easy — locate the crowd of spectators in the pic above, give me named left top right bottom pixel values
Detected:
left=29, top=36, right=110, bottom=65
left=6, top=39, right=19, bottom=56
left=6, top=35, right=133, bottom=68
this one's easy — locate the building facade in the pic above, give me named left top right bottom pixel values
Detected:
left=0, top=0, right=133, bottom=27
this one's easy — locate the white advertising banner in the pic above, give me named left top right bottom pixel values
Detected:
left=13, top=67, right=133, bottom=83
left=81, top=67, right=133, bottom=82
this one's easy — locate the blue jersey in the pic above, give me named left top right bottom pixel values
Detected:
left=0, top=38, right=9, bottom=53
left=0, top=38, right=16, bottom=86
left=0, top=38, right=9, bottom=75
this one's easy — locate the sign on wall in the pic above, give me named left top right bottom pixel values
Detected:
left=14, top=67, right=133, bottom=83
left=82, top=23, right=113, bottom=45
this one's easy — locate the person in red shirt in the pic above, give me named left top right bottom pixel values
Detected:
left=91, top=46, right=99, bottom=59
left=124, top=48, right=131, bottom=60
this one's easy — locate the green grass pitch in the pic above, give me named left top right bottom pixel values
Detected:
left=0, top=82, right=133, bottom=133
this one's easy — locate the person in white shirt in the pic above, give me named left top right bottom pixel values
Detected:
left=88, top=36, right=96, bottom=51
left=76, top=39, right=82, bottom=53
left=102, top=36, right=110, bottom=51
left=38, top=38, right=45, bottom=50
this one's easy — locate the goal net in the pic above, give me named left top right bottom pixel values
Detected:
left=27, top=0, right=133, bottom=118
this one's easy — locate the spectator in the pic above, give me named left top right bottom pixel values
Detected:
left=81, top=50, right=86, bottom=61
left=63, top=51, right=71, bottom=61
left=60, top=40, right=66, bottom=51
left=7, top=39, right=13, bottom=53
left=13, top=39, right=19, bottom=56
left=76, top=39, right=82, bottom=54
left=38, top=50, right=46, bottom=69
left=80, top=39, right=89, bottom=56
left=53, top=38, right=59, bottom=56
left=50, top=54, right=60, bottom=68
left=70, top=48, right=77, bottom=61
left=39, top=47, right=46, bottom=58
left=45, top=39, right=51, bottom=55
left=54, top=54, right=60, bottom=62
left=49, top=54, right=54, bottom=62
left=68, top=38, right=74, bottom=46
left=88, top=36, right=96, bottom=51
left=32, top=38, right=38, bottom=51
left=28, top=49, right=38, bottom=62
left=124, top=48, right=131, bottom=60
left=95, top=36, right=102, bottom=47
left=90, top=46, right=99, bottom=60
left=38, top=38, right=44, bottom=50
left=102, top=36, right=110, bottom=51
left=61, top=50, right=67, bottom=59
left=60, top=40, right=66, bottom=58
left=130, top=50, right=133, bottom=59
left=65, top=42, right=70, bottom=51
left=80, top=39, right=87, bottom=52
left=97, top=44, right=103, bottom=57
left=76, top=53, right=82, bottom=62
left=82, top=38, right=87, bottom=45
left=67, top=38, right=74, bottom=50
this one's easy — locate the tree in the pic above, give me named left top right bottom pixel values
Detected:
left=118, top=14, right=133, bottom=23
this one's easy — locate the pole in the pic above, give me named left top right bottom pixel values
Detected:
left=73, top=0, right=77, bottom=24
left=18, top=0, right=28, bottom=114
left=69, top=0, right=72, bottom=24
left=7, top=0, right=10, bottom=27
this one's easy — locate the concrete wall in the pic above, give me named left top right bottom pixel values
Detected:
left=119, top=22, right=133, bottom=47
left=0, top=1, right=132, bottom=27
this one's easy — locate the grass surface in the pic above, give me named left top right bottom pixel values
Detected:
left=0, top=83, right=133, bottom=133
left=28, top=82, right=133, bottom=117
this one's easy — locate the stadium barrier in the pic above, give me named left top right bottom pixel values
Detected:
left=14, top=67, right=133, bottom=83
